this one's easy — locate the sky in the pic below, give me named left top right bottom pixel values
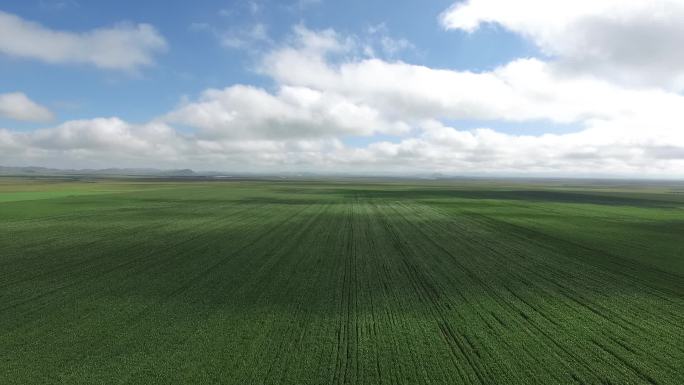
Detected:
left=1, top=0, right=684, bottom=177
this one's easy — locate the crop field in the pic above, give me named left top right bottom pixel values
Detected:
left=1, top=177, right=683, bottom=384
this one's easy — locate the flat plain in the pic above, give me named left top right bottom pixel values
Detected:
left=1, top=176, right=682, bottom=384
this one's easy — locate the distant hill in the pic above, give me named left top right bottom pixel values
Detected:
left=0, top=166, right=198, bottom=177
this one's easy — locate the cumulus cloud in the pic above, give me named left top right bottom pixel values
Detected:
left=164, top=85, right=409, bottom=139
left=365, top=23, right=414, bottom=57
left=0, top=117, right=345, bottom=171
left=440, top=0, right=684, bottom=89
left=0, top=10, right=167, bottom=70
left=2, top=114, right=684, bottom=176
left=0, top=93, right=54, bottom=122
left=263, top=29, right=684, bottom=127
left=3, top=24, right=684, bottom=177
left=334, top=120, right=684, bottom=176
left=191, top=21, right=272, bottom=50
left=220, top=23, right=271, bottom=49
left=0, top=118, right=189, bottom=168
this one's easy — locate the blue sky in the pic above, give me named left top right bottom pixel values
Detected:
left=1, top=0, right=684, bottom=176
left=0, top=0, right=535, bottom=126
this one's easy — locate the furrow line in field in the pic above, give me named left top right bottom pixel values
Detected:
left=373, top=201, right=494, bottom=385
left=590, top=340, right=660, bottom=385
left=447, top=210, right=684, bottom=347
left=431, top=200, right=683, bottom=299
left=398, top=202, right=680, bottom=383
left=408, top=203, right=681, bottom=364
left=274, top=209, right=341, bottom=384
left=410, top=202, right=682, bottom=338
left=0, top=202, right=277, bottom=315
left=399, top=203, right=586, bottom=385
left=461, top=211, right=684, bottom=318
left=463, top=210, right=684, bottom=295
left=0, top=200, right=268, bottom=288
left=0, top=199, right=192, bottom=258
left=386, top=201, right=623, bottom=384
left=124, top=203, right=320, bottom=327
left=163, top=204, right=331, bottom=384
left=368, top=204, right=456, bottom=383
left=356, top=202, right=389, bottom=385
left=250, top=204, right=336, bottom=384
left=65, top=203, right=324, bottom=385
left=362, top=201, right=417, bottom=385
left=331, top=202, right=356, bottom=385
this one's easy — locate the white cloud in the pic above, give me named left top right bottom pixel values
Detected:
left=164, top=84, right=409, bottom=139
left=263, top=30, right=684, bottom=127
left=288, top=24, right=352, bottom=54
left=220, top=23, right=270, bottom=49
left=0, top=10, right=167, bottom=71
left=440, top=0, right=684, bottom=89
left=0, top=117, right=346, bottom=171
left=190, top=21, right=271, bottom=50
left=334, top=120, right=684, bottom=176
left=288, top=0, right=322, bottom=12
left=0, top=93, right=54, bottom=122
left=378, top=36, right=413, bottom=56
left=248, top=1, right=261, bottom=15
left=38, top=0, right=79, bottom=11
left=0, top=118, right=189, bottom=168
left=2, top=112, right=684, bottom=176
left=366, top=23, right=414, bottom=57
left=29, top=118, right=149, bottom=151
left=3, top=25, right=684, bottom=177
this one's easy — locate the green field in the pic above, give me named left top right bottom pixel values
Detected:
left=1, top=177, right=683, bottom=384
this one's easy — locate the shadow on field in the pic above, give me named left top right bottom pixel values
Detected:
left=312, top=188, right=682, bottom=207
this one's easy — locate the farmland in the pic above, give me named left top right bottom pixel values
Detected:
left=1, top=177, right=682, bottom=384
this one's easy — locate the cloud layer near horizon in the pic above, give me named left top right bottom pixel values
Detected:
left=2, top=4, right=684, bottom=177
